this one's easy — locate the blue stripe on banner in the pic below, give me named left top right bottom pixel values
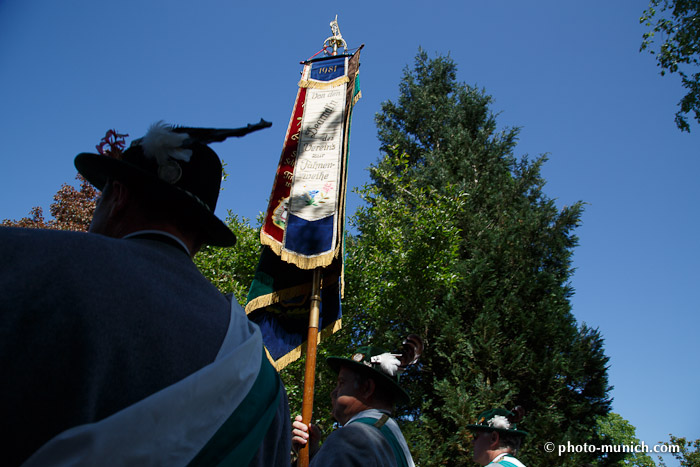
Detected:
left=309, top=57, right=346, bottom=81
left=284, top=213, right=334, bottom=255
left=253, top=282, right=341, bottom=361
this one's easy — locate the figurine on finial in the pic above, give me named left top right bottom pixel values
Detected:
left=324, top=15, right=347, bottom=56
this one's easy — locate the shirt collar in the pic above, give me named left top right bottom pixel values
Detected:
left=492, top=453, right=514, bottom=463
left=123, top=230, right=191, bottom=257
left=346, top=408, right=391, bottom=426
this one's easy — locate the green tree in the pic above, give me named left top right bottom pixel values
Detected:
left=657, top=435, right=700, bottom=467
left=194, top=212, right=263, bottom=305
left=640, top=0, right=700, bottom=132
left=596, top=412, right=656, bottom=466
left=340, top=50, right=612, bottom=466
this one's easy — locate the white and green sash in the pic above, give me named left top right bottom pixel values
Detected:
left=24, top=301, right=279, bottom=466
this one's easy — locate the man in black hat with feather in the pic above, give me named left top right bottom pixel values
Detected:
left=0, top=120, right=291, bottom=466
left=292, top=336, right=423, bottom=466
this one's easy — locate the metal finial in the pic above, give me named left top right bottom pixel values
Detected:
left=323, top=15, right=347, bottom=56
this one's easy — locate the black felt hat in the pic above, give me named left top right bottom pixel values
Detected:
left=326, top=335, right=423, bottom=405
left=327, top=345, right=411, bottom=405
left=75, top=119, right=271, bottom=247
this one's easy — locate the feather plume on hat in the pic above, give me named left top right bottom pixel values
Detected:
left=507, top=406, right=525, bottom=424
left=370, top=353, right=402, bottom=377
left=369, top=334, right=425, bottom=378
left=397, top=334, right=424, bottom=371
left=488, top=415, right=511, bottom=430
left=140, top=121, right=192, bottom=164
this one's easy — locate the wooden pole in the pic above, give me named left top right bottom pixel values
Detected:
left=298, top=268, right=322, bottom=467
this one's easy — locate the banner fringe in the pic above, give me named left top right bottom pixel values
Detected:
left=279, top=248, right=337, bottom=270
left=272, top=347, right=301, bottom=372
left=271, top=318, right=343, bottom=372
left=298, top=76, right=349, bottom=89
left=260, top=232, right=284, bottom=257
left=353, top=89, right=362, bottom=106
left=244, top=283, right=310, bottom=314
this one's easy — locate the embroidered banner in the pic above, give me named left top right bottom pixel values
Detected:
left=260, top=50, right=361, bottom=269
left=248, top=49, right=361, bottom=370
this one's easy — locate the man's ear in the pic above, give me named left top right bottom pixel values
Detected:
left=108, top=180, right=132, bottom=218
left=361, top=377, right=376, bottom=400
left=489, top=431, right=501, bottom=449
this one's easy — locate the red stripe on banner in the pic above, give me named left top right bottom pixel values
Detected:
left=261, top=87, right=308, bottom=245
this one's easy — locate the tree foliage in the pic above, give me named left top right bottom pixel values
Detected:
left=596, top=412, right=656, bottom=466
left=2, top=174, right=98, bottom=231
left=194, top=212, right=263, bottom=305
left=2, top=129, right=127, bottom=231
left=339, top=49, right=613, bottom=466
left=640, top=0, right=700, bottom=132
left=657, top=435, right=700, bottom=467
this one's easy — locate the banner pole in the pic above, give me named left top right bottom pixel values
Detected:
left=298, top=267, right=322, bottom=467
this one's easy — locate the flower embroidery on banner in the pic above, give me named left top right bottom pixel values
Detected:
left=305, top=190, right=320, bottom=206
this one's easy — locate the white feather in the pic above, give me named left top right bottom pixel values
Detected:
left=488, top=415, right=511, bottom=430
left=141, top=121, right=192, bottom=164
left=371, top=353, right=401, bottom=377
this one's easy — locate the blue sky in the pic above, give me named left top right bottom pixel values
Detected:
left=1, top=1, right=698, bottom=464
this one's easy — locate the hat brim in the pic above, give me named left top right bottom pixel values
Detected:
left=75, top=153, right=236, bottom=247
left=466, top=425, right=529, bottom=437
left=326, top=356, right=411, bottom=405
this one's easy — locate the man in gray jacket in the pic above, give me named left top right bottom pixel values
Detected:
left=0, top=120, right=290, bottom=466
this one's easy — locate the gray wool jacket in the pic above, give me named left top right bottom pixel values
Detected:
left=0, top=226, right=290, bottom=466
